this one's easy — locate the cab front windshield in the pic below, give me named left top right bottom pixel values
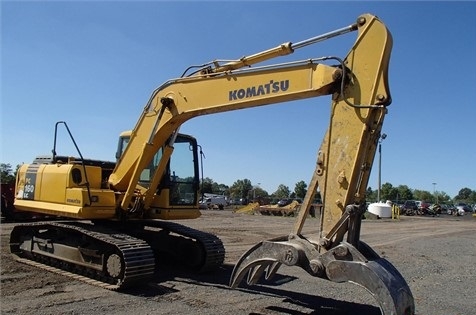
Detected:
left=164, top=137, right=198, bottom=206
left=118, top=134, right=199, bottom=206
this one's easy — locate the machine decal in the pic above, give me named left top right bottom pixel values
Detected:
left=23, top=165, right=39, bottom=200
left=66, top=198, right=81, bottom=204
left=229, top=80, right=289, bottom=101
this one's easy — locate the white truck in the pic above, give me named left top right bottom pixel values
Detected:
left=199, top=194, right=227, bottom=210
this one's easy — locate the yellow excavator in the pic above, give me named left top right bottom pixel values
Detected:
left=10, top=14, right=414, bottom=315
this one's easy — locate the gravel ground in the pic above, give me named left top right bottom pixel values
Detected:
left=1, top=210, right=475, bottom=315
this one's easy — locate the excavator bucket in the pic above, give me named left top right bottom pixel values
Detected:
left=230, top=236, right=415, bottom=315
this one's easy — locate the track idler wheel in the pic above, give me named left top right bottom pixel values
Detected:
left=106, top=253, right=124, bottom=279
left=229, top=235, right=415, bottom=315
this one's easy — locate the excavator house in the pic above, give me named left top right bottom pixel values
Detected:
left=10, top=14, right=414, bottom=315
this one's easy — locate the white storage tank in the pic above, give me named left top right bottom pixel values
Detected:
left=367, top=202, right=392, bottom=218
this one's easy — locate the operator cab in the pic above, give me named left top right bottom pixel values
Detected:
left=116, top=131, right=200, bottom=206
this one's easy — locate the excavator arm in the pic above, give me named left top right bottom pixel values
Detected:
left=110, top=14, right=387, bottom=210
left=107, top=14, right=414, bottom=314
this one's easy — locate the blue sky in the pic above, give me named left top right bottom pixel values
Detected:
left=1, top=1, right=475, bottom=199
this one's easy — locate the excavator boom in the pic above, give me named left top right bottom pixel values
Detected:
left=109, top=15, right=389, bottom=216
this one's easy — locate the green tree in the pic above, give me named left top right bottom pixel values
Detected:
left=413, top=189, right=433, bottom=202
left=366, top=186, right=376, bottom=202
left=469, top=191, right=476, bottom=204
left=200, top=177, right=215, bottom=194
left=200, top=178, right=229, bottom=196
left=395, top=185, right=413, bottom=202
left=252, top=186, right=268, bottom=199
left=229, top=179, right=253, bottom=200
left=0, top=163, right=16, bottom=184
left=294, top=180, right=307, bottom=199
left=435, top=191, right=451, bottom=204
left=215, top=183, right=229, bottom=195
left=454, top=187, right=473, bottom=202
left=368, top=184, right=414, bottom=203
left=273, top=184, right=291, bottom=199
left=380, top=182, right=394, bottom=201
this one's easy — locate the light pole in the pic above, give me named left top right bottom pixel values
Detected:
left=432, top=182, right=437, bottom=204
left=377, top=133, right=387, bottom=203
left=253, top=183, right=261, bottom=200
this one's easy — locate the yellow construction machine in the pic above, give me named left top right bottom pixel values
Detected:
left=10, top=14, right=414, bottom=314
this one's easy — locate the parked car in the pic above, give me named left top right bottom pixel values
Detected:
left=455, top=202, right=471, bottom=213
left=444, top=204, right=457, bottom=215
left=277, top=199, right=292, bottom=207
left=439, top=204, right=450, bottom=214
left=278, top=198, right=293, bottom=207
left=199, top=195, right=227, bottom=210
left=401, top=200, right=418, bottom=215
left=418, top=201, right=432, bottom=214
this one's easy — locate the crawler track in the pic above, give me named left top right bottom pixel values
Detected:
left=139, top=220, right=225, bottom=272
left=9, top=220, right=225, bottom=290
left=10, top=221, right=156, bottom=290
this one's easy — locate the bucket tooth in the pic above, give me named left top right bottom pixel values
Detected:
left=246, top=261, right=271, bottom=286
left=265, top=261, right=282, bottom=280
left=230, top=236, right=300, bottom=288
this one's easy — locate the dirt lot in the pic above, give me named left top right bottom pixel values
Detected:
left=1, top=211, right=475, bottom=315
